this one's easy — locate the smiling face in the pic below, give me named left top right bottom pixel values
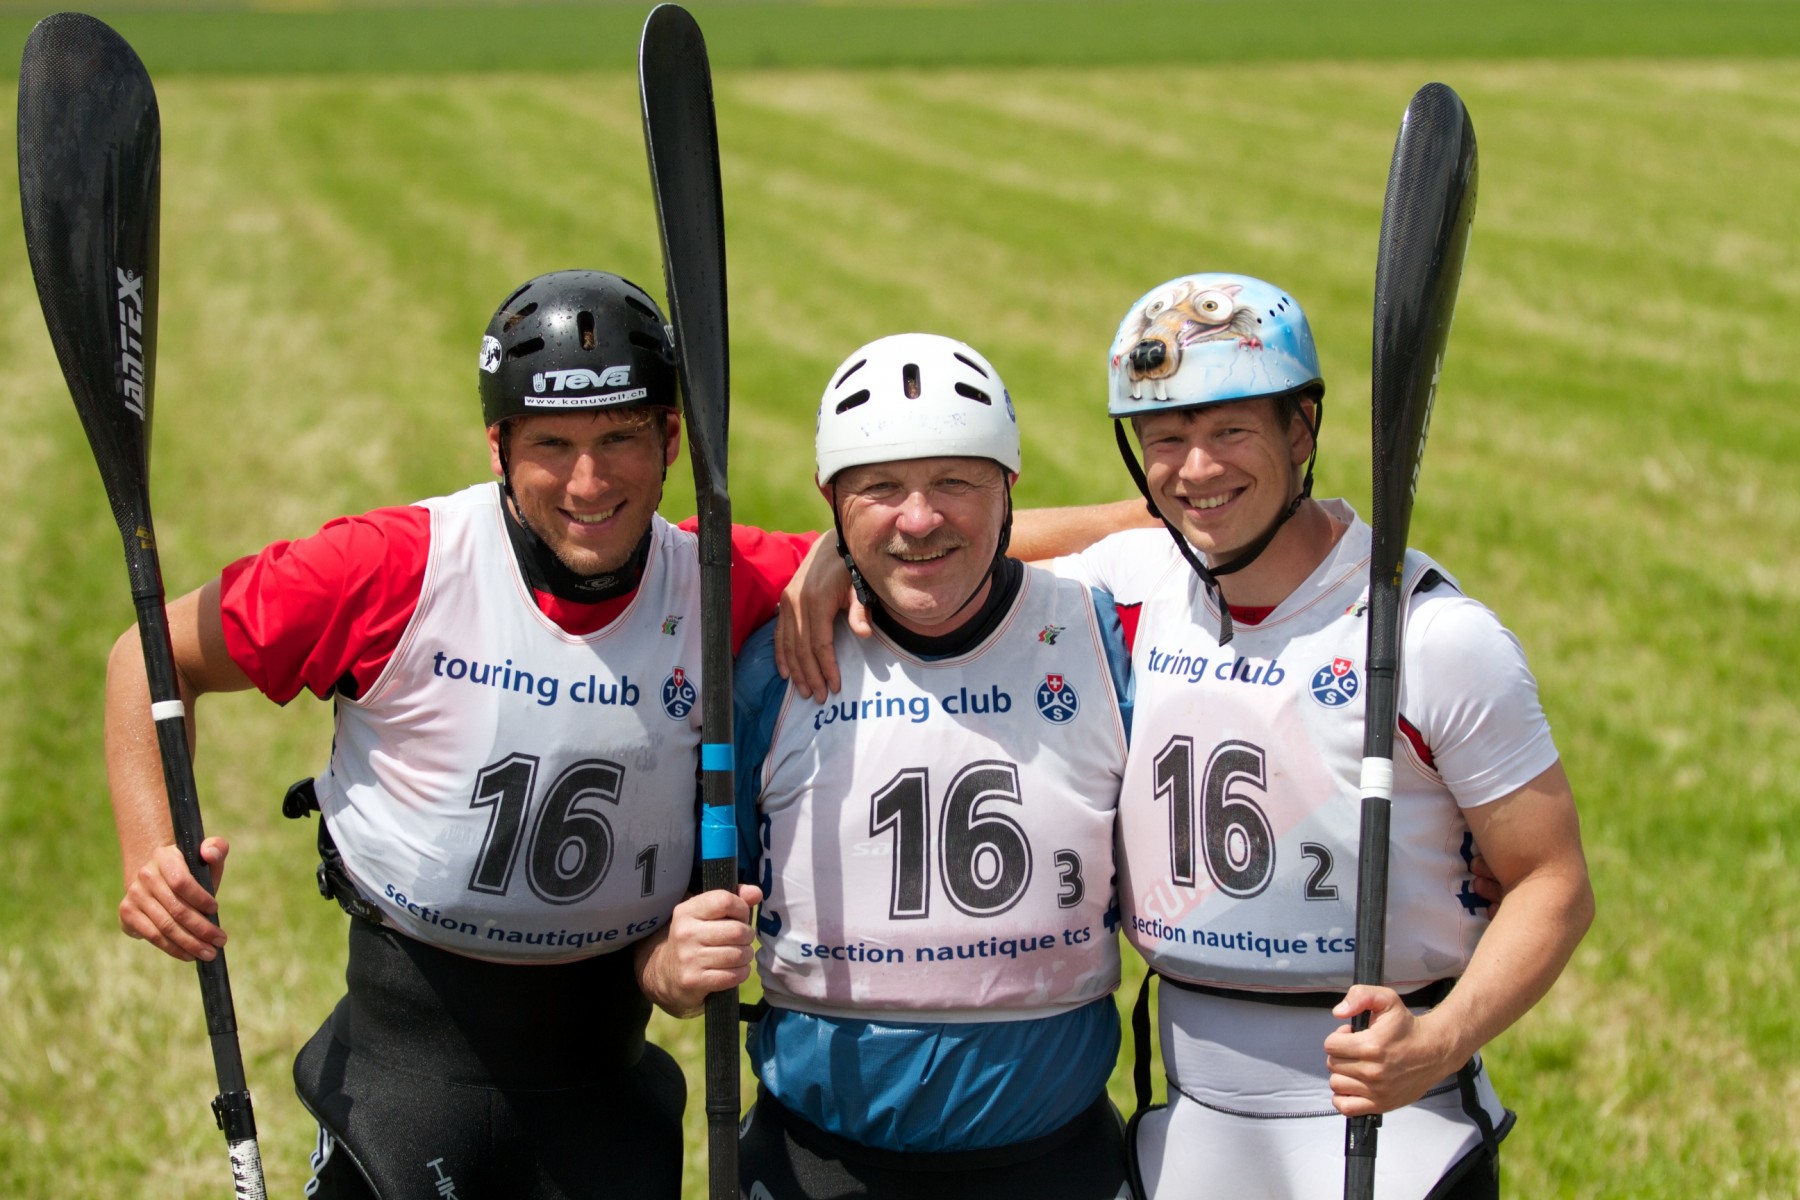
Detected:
left=828, top=455, right=1012, bottom=637
left=1134, top=397, right=1314, bottom=562
left=489, top=408, right=680, bottom=577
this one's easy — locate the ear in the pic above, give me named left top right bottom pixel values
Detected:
left=1289, top=396, right=1319, bottom=466
left=487, top=423, right=505, bottom=477
left=661, top=410, right=682, bottom=468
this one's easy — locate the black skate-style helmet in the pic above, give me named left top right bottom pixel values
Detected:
left=478, top=270, right=677, bottom=427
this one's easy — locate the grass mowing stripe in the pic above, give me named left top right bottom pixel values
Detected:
left=0, top=59, right=1793, bottom=1197
left=7, top=1, right=1800, bottom=74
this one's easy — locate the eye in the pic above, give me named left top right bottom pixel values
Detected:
left=1194, top=290, right=1235, bottom=319
left=1145, top=298, right=1168, bottom=318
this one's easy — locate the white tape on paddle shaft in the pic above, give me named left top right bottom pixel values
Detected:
left=150, top=700, right=186, bottom=722
left=1359, top=756, right=1395, bottom=801
left=230, top=1138, right=267, bottom=1200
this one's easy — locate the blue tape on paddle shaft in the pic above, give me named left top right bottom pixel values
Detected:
left=701, top=803, right=736, bottom=860
left=702, top=742, right=734, bottom=771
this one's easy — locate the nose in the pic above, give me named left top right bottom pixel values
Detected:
left=567, top=451, right=608, bottom=500
left=1177, top=441, right=1224, bottom=483
left=1130, top=339, right=1167, bottom=373
left=894, top=489, right=943, bottom=538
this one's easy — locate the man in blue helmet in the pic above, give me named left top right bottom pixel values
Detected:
left=642, top=333, right=1135, bottom=1199
left=102, top=270, right=816, bottom=1199
left=1053, top=273, right=1594, bottom=1198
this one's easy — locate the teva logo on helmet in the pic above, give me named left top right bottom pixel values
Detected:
left=534, top=366, right=632, bottom=392
left=525, top=365, right=646, bottom=408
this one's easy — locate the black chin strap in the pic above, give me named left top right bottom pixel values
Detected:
left=501, top=495, right=651, bottom=603
left=1113, top=420, right=1236, bottom=646
left=1208, top=396, right=1322, bottom=580
left=829, top=489, right=878, bottom=611
left=492, top=417, right=666, bottom=603
left=1110, top=398, right=1323, bottom=647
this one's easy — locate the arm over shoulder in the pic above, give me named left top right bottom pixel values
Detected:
left=706, top=522, right=820, bottom=655
left=1049, top=526, right=1175, bottom=604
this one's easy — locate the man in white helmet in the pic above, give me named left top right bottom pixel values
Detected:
left=1055, top=274, right=1593, bottom=1198
left=642, top=333, right=1135, bottom=1199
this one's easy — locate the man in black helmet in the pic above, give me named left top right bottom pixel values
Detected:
left=103, top=270, right=809, bottom=1199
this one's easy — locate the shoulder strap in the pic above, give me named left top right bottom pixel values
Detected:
left=1131, top=969, right=1157, bottom=1112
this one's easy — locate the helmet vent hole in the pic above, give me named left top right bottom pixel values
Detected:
left=903, top=363, right=922, bottom=399
left=578, top=309, right=597, bottom=351
left=507, top=336, right=545, bottom=361
left=834, top=358, right=868, bottom=389
left=835, top=389, right=871, bottom=414
left=954, top=382, right=992, bottom=406
left=502, top=302, right=538, bottom=333
left=625, top=295, right=661, bottom=322
left=952, top=352, right=990, bottom=378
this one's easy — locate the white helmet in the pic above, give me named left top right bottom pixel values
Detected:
left=815, top=333, right=1021, bottom=485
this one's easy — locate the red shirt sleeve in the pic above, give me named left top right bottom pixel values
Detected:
left=217, top=505, right=433, bottom=704
left=1116, top=602, right=1141, bottom=655
left=677, top=519, right=819, bottom=655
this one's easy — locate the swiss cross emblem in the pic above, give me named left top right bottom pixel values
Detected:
left=661, top=667, right=698, bottom=720
left=1035, top=673, right=1079, bottom=724
left=1309, top=658, right=1361, bottom=708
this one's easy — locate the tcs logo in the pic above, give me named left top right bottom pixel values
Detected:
left=1035, top=673, right=1080, bottom=724
left=1308, top=657, right=1360, bottom=708
left=661, top=667, right=697, bottom=720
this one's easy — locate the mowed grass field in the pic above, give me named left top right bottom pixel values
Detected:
left=0, top=3, right=1796, bottom=1197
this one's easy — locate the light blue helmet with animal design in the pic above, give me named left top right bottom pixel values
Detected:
left=1106, top=273, right=1324, bottom=417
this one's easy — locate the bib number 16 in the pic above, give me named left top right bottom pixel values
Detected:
left=868, top=760, right=1075, bottom=921
left=466, top=754, right=655, bottom=905
left=1154, top=736, right=1275, bottom=898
